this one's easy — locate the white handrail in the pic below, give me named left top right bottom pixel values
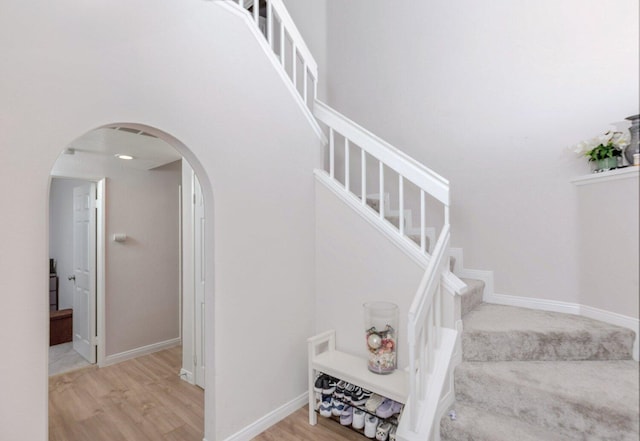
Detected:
left=407, top=225, right=450, bottom=431
left=235, top=0, right=318, bottom=107
left=266, top=0, right=318, bottom=77
left=408, top=224, right=450, bottom=334
left=314, top=100, right=449, bottom=206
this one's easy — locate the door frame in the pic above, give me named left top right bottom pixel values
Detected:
left=50, top=174, right=106, bottom=367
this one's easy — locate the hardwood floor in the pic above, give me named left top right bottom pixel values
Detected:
left=49, top=346, right=203, bottom=441
left=251, top=407, right=364, bottom=441
left=49, top=347, right=362, bottom=441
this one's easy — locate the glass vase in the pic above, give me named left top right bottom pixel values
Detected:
left=593, top=157, right=618, bottom=173
left=364, top=302, right=398, bottom=374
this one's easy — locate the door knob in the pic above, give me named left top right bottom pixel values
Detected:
left=68, top=275, right=76, bottom=281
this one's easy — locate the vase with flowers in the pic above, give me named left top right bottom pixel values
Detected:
left=571, top=130, right=630, bottom=173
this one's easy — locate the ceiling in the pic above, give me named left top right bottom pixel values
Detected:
left=65, top=127, right=182, bottom=171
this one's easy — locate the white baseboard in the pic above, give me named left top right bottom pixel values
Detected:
left=220, top=392, right=308, bottom=441
left=451, top=248, right=638, bottom=361
left=180, top=368, right=194, bottom=384
left=101, top=337, right=181, bottom=367
left=487, top=291, right=640, bottom=361
left=485, top=291, right=580, bottom=315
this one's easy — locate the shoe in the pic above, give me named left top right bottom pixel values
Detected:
left=318, top=395, right=333, bottom=418
left=351, top=387, right=372, bottom=405
left=352, top=408, right=365, bottom=430
left=322, top=376, right=337, bottom=395
left=344, top=383, right=356, bottom=401
left=390, top=401, right=403, bottom=417
left=365, top=393, right=385, bottom=412
left=339, top=406, right=353, bottom=425
left=364, top=415, right=379, bottom=438
left=331, top=398, right=345, bottom=416
left=335, top=380, right=348, bottom=398
left=313, top=374, right=327, bottom=393
left=375, top=422, right=392, bottom=441
left=375, top=399, right=400, bottom=418
left=388, top=426, right=397, bottom=441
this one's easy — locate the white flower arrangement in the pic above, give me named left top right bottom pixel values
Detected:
left=571, top=130, right=630, bottom=162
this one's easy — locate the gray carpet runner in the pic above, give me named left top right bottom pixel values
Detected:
left=441, top=280, right=639, bottom=441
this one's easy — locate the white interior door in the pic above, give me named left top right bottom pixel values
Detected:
left=72, top=183, right=97, bottom=364
left=194, top=175, right=205, bottom=388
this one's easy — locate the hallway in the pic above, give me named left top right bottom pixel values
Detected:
left=49, top=347, right=203, bottom=441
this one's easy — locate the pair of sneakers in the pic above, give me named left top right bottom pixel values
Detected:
left=365, top=394, right=403, bottom=418
left=317, top=395, right=346, bottom=418
left=364, top=415, right=395, bottom=440
left=313, top=373, right=337, bottom=395
left=335, top=380, right=372, bottom=405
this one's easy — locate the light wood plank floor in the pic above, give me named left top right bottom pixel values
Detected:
left=251, top=407, right=364, bottom=441
left=49, top=346, right=204, bottom=441
left=50, top=347, right=361, bottom=441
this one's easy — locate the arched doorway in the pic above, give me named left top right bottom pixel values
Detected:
left=47, top=123, right=214, bottom=440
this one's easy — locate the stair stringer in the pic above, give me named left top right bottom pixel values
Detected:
left=366, top=193, right=437, bottom=254
left=215, top=1, right=327, bottom=146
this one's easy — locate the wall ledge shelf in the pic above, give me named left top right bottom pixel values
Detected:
left=571, top=166, right=639, bottom=186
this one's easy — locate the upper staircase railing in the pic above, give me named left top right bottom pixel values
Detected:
left=227, top=1, right=459, bottom=438
left=235, top=0, right=318, bottom=110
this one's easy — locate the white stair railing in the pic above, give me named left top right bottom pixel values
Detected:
left=235, top=0, right=318, bottom=110
left=228, top=1, right=457, bottom=436
left=314, top=100, right=449, bottom=257
left=313, top=101, right=453, bottom=437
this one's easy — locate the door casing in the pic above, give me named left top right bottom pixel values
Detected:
left=51, top=175, right=106, bottom=366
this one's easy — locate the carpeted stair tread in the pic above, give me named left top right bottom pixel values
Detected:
left=462, top=303, right=635, bottom=361
left=459, top=278, right=484, bottom=317
left=440, top=402, right=574, bottom=441
left=454, top=360, right=639, bottom=440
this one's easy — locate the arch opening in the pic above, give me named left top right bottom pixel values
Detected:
left=46, top=122, right=214, bottom=440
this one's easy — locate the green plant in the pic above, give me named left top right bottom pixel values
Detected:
left=571, top=130, right=629, bottom=162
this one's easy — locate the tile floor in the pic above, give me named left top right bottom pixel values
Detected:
left=48, top=342, right=91, bottom=376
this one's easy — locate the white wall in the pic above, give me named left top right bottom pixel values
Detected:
left=315, top=178, right=425, bottom=369
left=576, top=174, right=639, bottom=319
left=319, top=0, right=639, bottom=310
left=0, top=1, right=322, bottom=440
left=49, top=178, right=90, bottom=310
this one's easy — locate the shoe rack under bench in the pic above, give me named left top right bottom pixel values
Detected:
left=307, top=329, right=409, bottom=427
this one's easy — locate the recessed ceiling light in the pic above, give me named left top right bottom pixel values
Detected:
left=115, top=154, right=134, bottom=160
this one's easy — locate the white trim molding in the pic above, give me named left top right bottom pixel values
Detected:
left=486, top=292, right=639, bottom=361
left=101, top=337, right=181, bottom=367
left=571, top=166, right=639, bottom=186
left=220, top=392, right=308, bottom=441
left=179, top=368, right=194, bottom=384
left=315, top=170, right=429, bottom=268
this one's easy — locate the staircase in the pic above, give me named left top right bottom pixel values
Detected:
left=441, top=282, right=639, bottom=440
left=220, top=1, right=639, bottom=440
